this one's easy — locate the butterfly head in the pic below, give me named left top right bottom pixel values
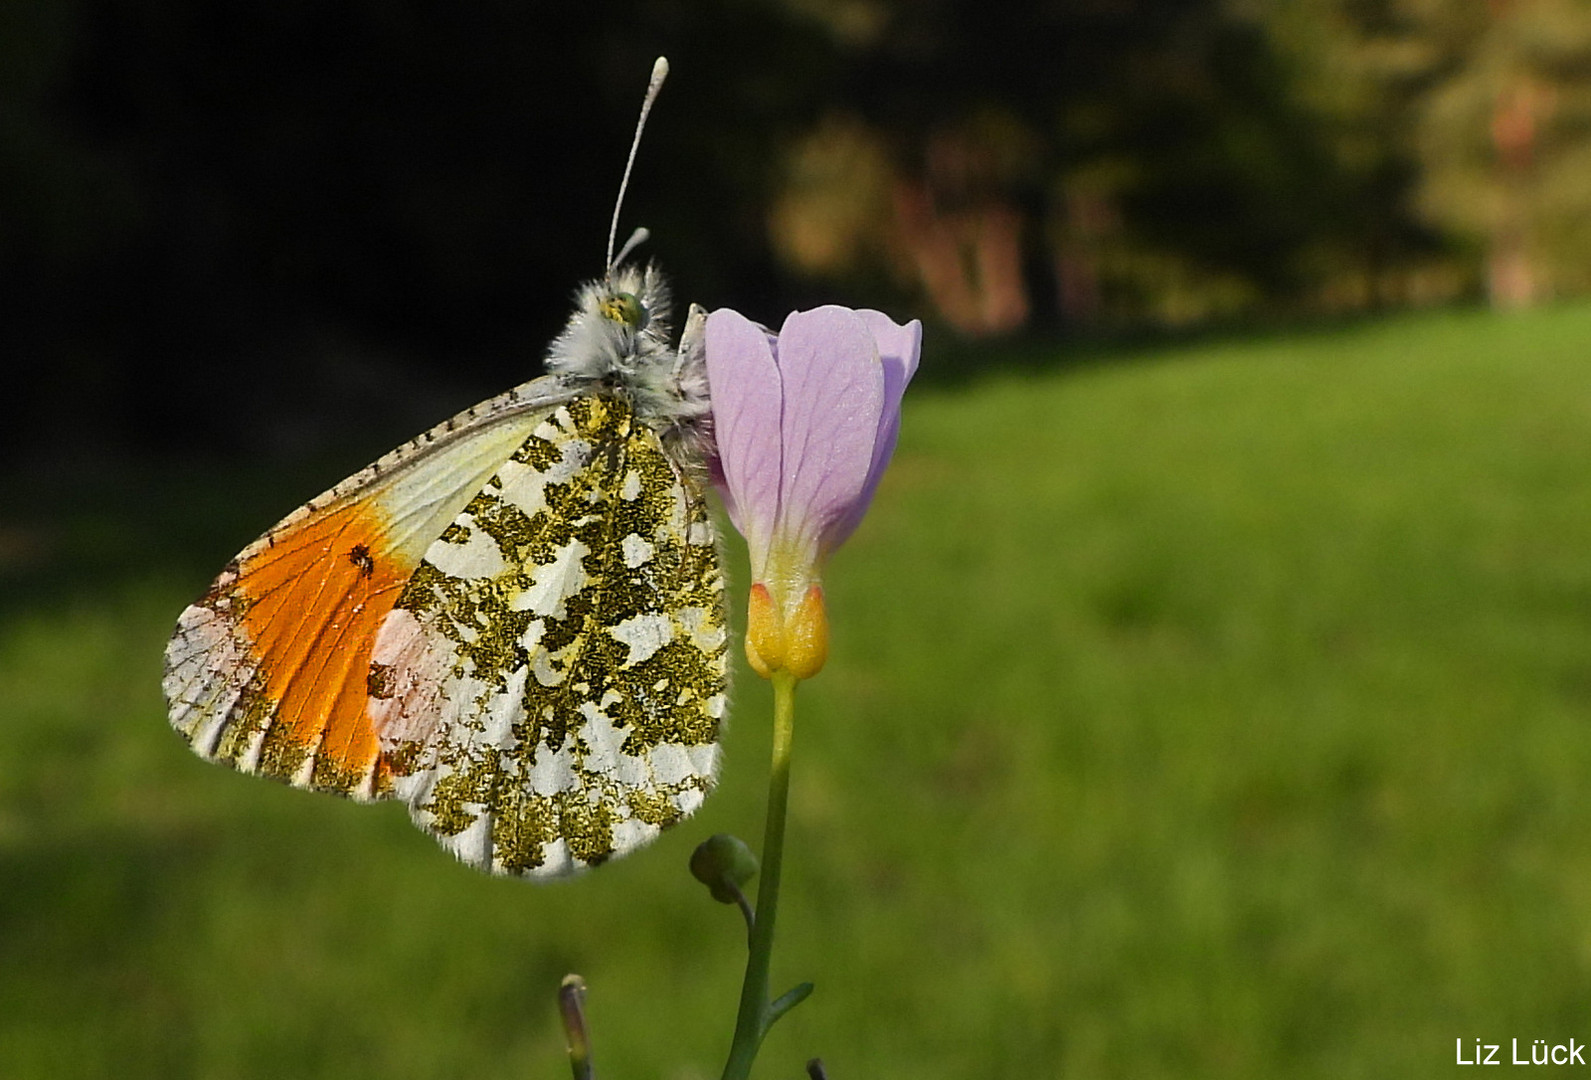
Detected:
left=543, top=264, right=710, bottom=452
left=548, top=262, right=670, bottom=372
left=599, top=290, right=649, bottom=331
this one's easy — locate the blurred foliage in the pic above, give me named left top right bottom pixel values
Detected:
left=9, top=0, right=1591, bottom=458
left=1408, top=0, right=1591, bottom=305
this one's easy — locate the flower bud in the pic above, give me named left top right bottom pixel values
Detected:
left=689, top=833, right=759, bottom=905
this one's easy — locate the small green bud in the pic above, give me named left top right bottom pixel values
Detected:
left=689, top=833, right=758, bottom=904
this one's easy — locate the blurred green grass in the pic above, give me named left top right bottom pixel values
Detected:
left=6, top=304, right=1591, bottom=1078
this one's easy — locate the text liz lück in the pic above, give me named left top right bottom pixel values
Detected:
left=1459, top=1039, right=1586, bottom=1065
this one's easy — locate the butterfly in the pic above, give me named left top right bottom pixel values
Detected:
left=162, top=58, right=728, bottom=879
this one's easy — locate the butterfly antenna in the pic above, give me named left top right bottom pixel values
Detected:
left=606, top=56, right=669, bottom=279
left=612, top=226, right=650, bottom=269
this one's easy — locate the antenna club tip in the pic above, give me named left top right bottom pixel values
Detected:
left=607, top=59, right=669, bottom=273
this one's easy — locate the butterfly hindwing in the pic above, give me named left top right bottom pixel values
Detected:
left=366, top=393, right=728, bottom=877
left=162, top=377, right=578, bottom=800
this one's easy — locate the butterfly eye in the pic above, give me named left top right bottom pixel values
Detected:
left=600, top=292, right=648, bottom=329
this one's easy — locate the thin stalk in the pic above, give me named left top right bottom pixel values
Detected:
left=558, top=975, right=594, bottom=1080
left=720, top=670, right=799, bottom=1080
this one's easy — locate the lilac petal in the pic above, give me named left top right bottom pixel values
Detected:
left=705, top=309, right=785, bottom=551
left=828, top=311, right=922, bottom=548
left=706, top=454, right=738, bottom=536
left=773, top=306, right=886, bottom=557
left=856, top=309, right=923, bottom=386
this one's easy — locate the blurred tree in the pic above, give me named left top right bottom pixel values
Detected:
left=1291, top=0, right=1591, bottom=308
left=762, top=0, right=1421, bottom=332
left=1411, top=0, right=1591, bottom=308
left=1234, top=0, right=1450, bottom=310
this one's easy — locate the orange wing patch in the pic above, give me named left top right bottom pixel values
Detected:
left=165, top=496, right=420, bottom=800
left=234, top=501, right=410, bottom=792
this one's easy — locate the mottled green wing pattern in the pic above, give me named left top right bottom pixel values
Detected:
left=365, top=393, right=728, bottom=878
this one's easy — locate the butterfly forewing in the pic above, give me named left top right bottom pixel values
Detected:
left=366, top=393, right=728, bottom=877
left=162, top=377, right=577, bottom=800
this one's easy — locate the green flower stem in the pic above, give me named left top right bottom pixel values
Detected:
left=728, top=883, right=755, bottom=947
left=720, top=670, right=802, bottom=1080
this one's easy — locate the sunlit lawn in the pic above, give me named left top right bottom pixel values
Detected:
left=5, top=304, right=1591, bottom=1078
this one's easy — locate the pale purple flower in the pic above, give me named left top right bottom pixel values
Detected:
left=704, top=305, right=920, bottom=677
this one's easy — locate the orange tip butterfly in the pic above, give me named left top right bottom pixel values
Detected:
left=162, top=57, right=729, bottom=879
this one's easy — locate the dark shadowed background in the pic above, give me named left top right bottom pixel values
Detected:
left=15, top=0, right=1586, bottom=464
